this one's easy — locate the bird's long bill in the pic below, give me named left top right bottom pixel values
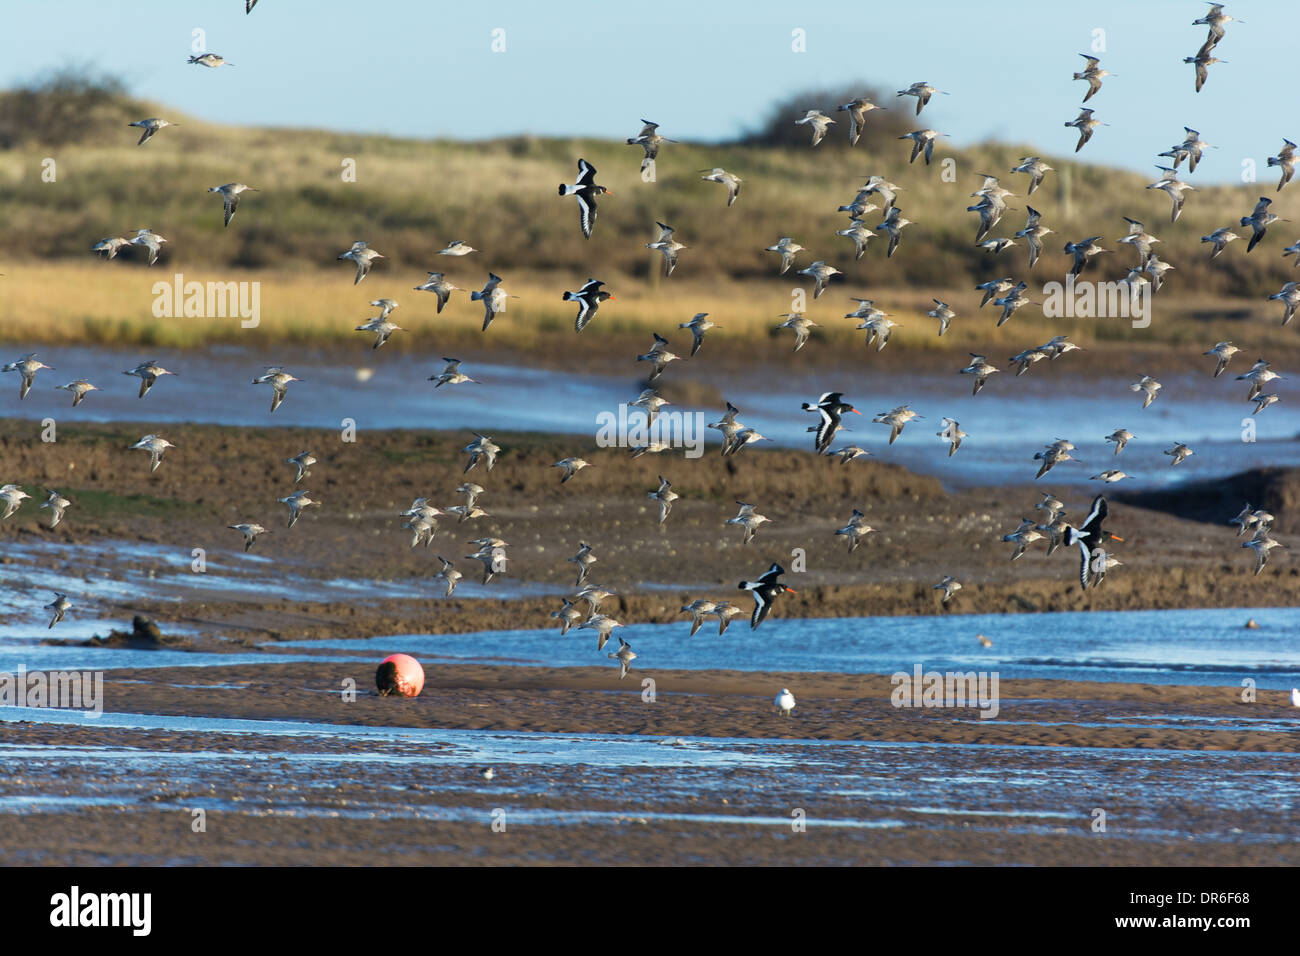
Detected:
left=1108, top=533, right=1125, bottom=542
left=784, top=587, right=798, bottom=593
left=849, top=409, right=862, bottom=414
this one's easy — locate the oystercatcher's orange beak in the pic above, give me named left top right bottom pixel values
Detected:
left=1108, top=533, right=1124, bottom=542
left=608, top=294, right=616, bottom=299
left=849, top=408, right=862, bottom=414
left=785, top=587, right=798, bottom=593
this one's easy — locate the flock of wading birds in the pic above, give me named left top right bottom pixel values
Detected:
left=3, top=2, right=1292, bottom=696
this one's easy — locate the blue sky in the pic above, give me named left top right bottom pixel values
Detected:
left=1, top=0, right=1292, bottom=181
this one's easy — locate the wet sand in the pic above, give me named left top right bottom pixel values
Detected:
left=2, top=419, right=1297, bottom=867
left=0, top=419, right=1295, bottom=647
left=0, top=663, right=1295, bottom=866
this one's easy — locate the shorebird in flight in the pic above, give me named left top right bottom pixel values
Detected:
left=1146, top=168, right=1194, bottom=223
left=680, top=599, right=718, bottom=637
left=208, top=183, right=258, bottom=227
left=896, top=82, right=947, bottom=115
left=700, top=168, right=742, bottom=206
left=775, top=313, right=819, bottom=352
left=862, top=175, right=902, bottom=213
left=338, top=241, right=383, bottom=284
left=1236, top=360, right=1281, bottom=400
left=1201, top=226, right=1239, bottom=259
left=796, top=260, right=841, bottom=299
left=608, top=637, right=637, bottom=679
left=1269, top=282, right=1300, bottom=326
left=563, top=278, right=613, bottom=333
left=1267, top=139, right=1296, bottom=192
left=1073, top=54, right=1114, bottom=102
left=1161, top=127, right=1214, bottom=173
left=437, top=240, right=476, bottom=256
left=927, top=299, right=956, bottom=336
left=937, top=418, right=965, bottom=456
left=435, top=557, right=463, bottom=597
left=278, top=489, right=319, bottom=528
left=637, top=332, right=681, bottom=383
left=1064, top=108, right=1105, bottom=152
left=899, top=128, right=946, bottom=165
left=836, top=97, right=885, bottom=146
left=3, top=353, right=53, bottom=399
left=429, top=357, right=477, bottom=388
left=462, top=434, right=500, bottom=473
left=1016, top=206, right=1053, bottom=268
left=569, top=542, right=597, bottom=587
left=626, top=120, right=676, bottom=172
left=933, top=576, right=962, bottom=604
left=559, top=158, right=610, bottom=238
left=836, top=220, right=875, bottom=260
left=1184, top=48, right=1227, bottom=93
left=55, top=379, right=98, bottom=406
left=738, top=563, right=795, bottom=630
left=1118, top=218, right=1160, bottom=263
left=1130, top=375, right=1163, bottom=409
left=129, top=229, right=167, bottom=266
left=413, top=272, right=459, bottom=313
left=354, top=315, right=404, bottom=349
left=228, top=523, right=269, bottom=551
left=128, top=117, right=177, bottom=145
left=873, top=405, right=922, bottom=444
left=0, top=485, right=30, bottom=520
left=1064, top=495, right=1124, bottom=589
left=1164, top=442, right=1194, bottom=467
left=1011, top=156, right=1053, bottom=195
left=1105, top=428, right=1135, bottom=455
left=802, top=392, right=860, bottom=455
left=286, top=451, right=316, bottom=483
left=92, top=236, right=131, bottom=260
left=124, top=360, right=176, bottom=398
left=553, top=457, right=591, bottom=485
left=1241, top=196, right=1287, bottom=253
left=764, top=237, right=804, bottom=275
left=834, top=509, right=874, bottom=553
left=40, top=491, right=71, bottom=529
left=794, top=109, right=835, bottom=146
left=580, top=614, right=624, bottom=652
left=45, top=593, right=71, bottom=629
left=188, top=53, right=233, bottom=67
left=678, top=313, right=717, bottom=357
left=550, top=600, right=583, bottom=635
left=876, top=206, right=913, bottom=258
left=131, top=435, right=173, bottom=473
left=1242, top=531, right=1283, bottom=576
left=253, top=367, right=300, bottom=412
left=961, top=354, right=999, bottom=396
left=646, top=222, right=686, bottom=276
left=472, top=272, right=514, bottom=331
left=648, top=476, right=678, bottom=526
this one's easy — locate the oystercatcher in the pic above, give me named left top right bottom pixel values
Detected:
left=738, top=563, right=796, bottom=630
left=1064, top=495, right=1124, bottom=589
left=563, top=278, right=613, bottom=333
left=802, top=392, right=861, bottom=455
left=559, top=159, right=610, bottom=238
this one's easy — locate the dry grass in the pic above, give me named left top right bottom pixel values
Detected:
left=3, top=95, right=1300, bottom=350
left=2, top=260, right=1295, bottom=358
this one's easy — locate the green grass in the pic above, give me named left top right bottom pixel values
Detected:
left=58, top=488, right=201, bottom=518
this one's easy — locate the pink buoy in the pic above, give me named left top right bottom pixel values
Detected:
left=376, top=653, right=425, bottom=698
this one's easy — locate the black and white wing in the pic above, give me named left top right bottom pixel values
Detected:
left=576, top=190, right=597, bottom=238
